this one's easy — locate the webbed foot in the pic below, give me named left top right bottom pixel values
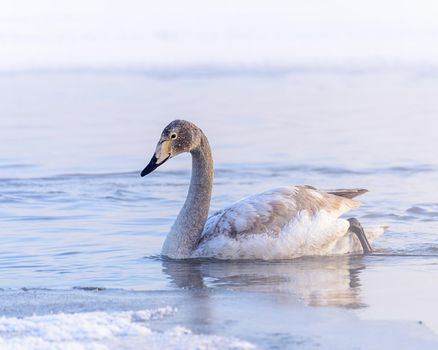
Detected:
left=348, top=218, right=372, bottom=254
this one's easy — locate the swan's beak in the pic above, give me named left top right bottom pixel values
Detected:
left=140, top=140, right=171, bottom=177
left=140, top=154, right=170, bottom=176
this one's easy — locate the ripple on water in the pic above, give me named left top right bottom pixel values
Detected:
left=406, top=205, right=438, bottom=218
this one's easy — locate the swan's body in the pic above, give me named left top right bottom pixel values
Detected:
left=192, top=186, right=383, bottom=260
left=141, top=120, right=385, bottom=260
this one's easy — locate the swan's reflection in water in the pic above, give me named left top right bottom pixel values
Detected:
left=162, top=255, right=367, bottom=309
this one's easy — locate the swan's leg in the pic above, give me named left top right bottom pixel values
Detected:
left=348, top=218, right=372, bottom=254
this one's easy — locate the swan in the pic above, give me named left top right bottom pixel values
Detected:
left=141, top=120, right=385, bottom=260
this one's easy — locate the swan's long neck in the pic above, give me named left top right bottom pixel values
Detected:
left=162, top=134, right=213, bottom=258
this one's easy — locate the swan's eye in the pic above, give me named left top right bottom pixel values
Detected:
left=170, top=133, right=177, bottom=140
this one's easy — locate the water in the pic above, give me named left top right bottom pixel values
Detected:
left=1, top=71, right=438, bottom=349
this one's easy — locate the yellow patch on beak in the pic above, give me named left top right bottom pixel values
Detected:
left=155, top=140, right=171, bottom=164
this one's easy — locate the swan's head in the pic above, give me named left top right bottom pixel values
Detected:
left=141, top=119, right=202, bottom=176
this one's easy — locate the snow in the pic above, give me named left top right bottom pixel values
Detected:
left=2, top=1, right=438, bottom=71
left=0, top=307, right=255, bottom=350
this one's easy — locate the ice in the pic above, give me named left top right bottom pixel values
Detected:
left=0, top=287, right=437, bottom=349
left=2, top=1, right=438, bottom=71
left=0, top=307, right=255, bottom=350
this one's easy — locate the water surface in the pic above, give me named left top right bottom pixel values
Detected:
left=1, top=71, right=438, bottom=349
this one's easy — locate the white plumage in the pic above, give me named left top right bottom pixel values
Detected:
left=192, top=186, right=384, bottom=259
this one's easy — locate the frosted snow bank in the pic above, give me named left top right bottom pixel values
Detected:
left=2, top=1, right=438, bottom=70
left=0, top=307, right=255, bottom=350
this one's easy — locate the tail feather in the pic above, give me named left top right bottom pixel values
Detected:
left=327, top=188, right=368, bottom=199
left=364, top=225, right=387, bottom=243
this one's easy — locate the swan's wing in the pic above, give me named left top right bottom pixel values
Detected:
left=200, top=185, right=361, bottom=242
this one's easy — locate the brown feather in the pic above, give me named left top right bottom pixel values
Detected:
left=326, top=188, right=368, bottom=199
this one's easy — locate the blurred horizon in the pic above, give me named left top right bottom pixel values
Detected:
left=2, top=0, right=438, bottom=72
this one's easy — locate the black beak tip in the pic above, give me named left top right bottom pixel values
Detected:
left=140, top=155, right=159, bottom=177
left=140, top=154, right=170, bottom=177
